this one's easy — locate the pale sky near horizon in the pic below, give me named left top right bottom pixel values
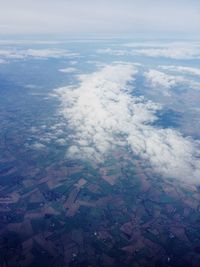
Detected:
left=0, top=0, right=199, bottom=37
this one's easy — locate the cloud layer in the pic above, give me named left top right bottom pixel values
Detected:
left=97, top=42, right=200, bottom=59
left=0, top=48, right=78, bottom=60
left=54, top=63, right=200, bottom=183
left=133, top=48, right=200, bottom=59
left=0, top=0, right=199, bottom=36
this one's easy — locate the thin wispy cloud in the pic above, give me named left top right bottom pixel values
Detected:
left=59, top=67, right=77, bottom=73
left=0, top=49, right=78, bottom=59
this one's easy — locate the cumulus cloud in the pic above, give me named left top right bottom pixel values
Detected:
left=144, top=70, right=183, bottom=88
left=0, top=49, right=78, bottom=60
left=144, top=69, right=200, bottom=95
left=160, top=65, right=200, bottom=77
left=53, top=63, right=200, bottom=183
left=144, top=70, right=184, bottom=96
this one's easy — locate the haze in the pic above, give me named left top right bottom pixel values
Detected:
left=0, top=0, right=199, bottom=37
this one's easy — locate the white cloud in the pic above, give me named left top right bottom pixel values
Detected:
left=144, top=69, right=200, bottom=95
left=0, top=49, right=24, bottom=59
left=31, top=142, right=46, bottom=150
left=53, top=63, right=200, bottom=184
left=56, top=138, right=66, bottom=145
left=144, top=70, right=185, bottom=96
left=132, top=46, right=200, bottom=59
left=59, top=67, right=77, bottom=73
left=160, top=65, right=200, bottom=77
left=97, top=48, right=127, bottom=56
left=0, top=49, right=78, bottom=60
left=144, top=70, right=183, bottom=89
left=25, top=49, right=77, bottom=58
left=97, top=43, right=200, bottom=60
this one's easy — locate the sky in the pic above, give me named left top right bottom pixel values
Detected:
left=0, top=0, right=200, bottom=37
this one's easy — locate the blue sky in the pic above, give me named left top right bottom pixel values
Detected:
left=0, top=0, right=199, bottom=37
